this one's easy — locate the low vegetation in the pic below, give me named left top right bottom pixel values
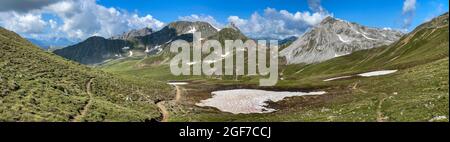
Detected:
left=0, top=27, right=172, bottom=122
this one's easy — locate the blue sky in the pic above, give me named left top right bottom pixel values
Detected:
left=98, top=0, right=448, bottom=30
left=0, top=0, right=448, bottom=41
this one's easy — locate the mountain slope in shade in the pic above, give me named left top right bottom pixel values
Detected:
left=0, top=27, right=171, bottom=121
left=53, top=36, right=133, bottom=65
left=280, top=16, right=404, bottom=64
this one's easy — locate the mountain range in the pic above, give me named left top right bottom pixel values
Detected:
left=53, top=21, right=224, bottom=65
left=53, top=17, right=406, bottom=66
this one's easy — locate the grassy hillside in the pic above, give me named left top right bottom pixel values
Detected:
left=0, top=27, right=172, bottom=122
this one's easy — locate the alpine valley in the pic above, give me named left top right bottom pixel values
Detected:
left=1, top=10, right=448, bottom=122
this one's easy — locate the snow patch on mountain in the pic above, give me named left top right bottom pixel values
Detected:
left=186, top=26, right=197, bottom=34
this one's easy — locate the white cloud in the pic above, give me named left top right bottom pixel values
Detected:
left=228, top=7, right=329, bottom=39
left=402, top=0, right=416, bottom=14
left=0, top=0, right=164, bottom=40
left=0, top=12, right=47, bottom=34
left=0, top=0, right=61, bottom=12
left=178, top=14, right=224, bottom=29
left=402, top=0, right=416, bottom=28
left=42, top=0, right=165, bottom=39
left=128, top=14, right=164, bottom=30
left=228, top=16, right=247, bottom=26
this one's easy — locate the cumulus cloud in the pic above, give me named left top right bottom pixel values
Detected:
left=402, top=0, right=416, bottom=28
left=0, top=0, right=61, bottom=12
left=178, top=14, right=224, bottom=29
left=42, top=0, right=164, bottom=39
left=0, top=12, right=47, bottom=34
left=226, top=0, right=330, bottom=39
left=228, top=7, right=329, bottom=39
left=0, top=0, right=164, bottom=40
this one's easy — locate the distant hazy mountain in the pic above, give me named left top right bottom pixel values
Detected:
left=53, top=36, right=133, bottom=65
left=110, top=27, right=153, bottom=41
left=27, top=37, right=77, bottom=49
left=280, top=16, right=404, bottom=64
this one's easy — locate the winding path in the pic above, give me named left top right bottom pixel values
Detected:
left=155, top=85, right=183, bottom=122
left=376, top=97, right=388, bottom=122
left=156, top=102, right=169, bottom=122
left=72, top=78, right=94, bottom=122
left=174, top=86, right=182, bottom=102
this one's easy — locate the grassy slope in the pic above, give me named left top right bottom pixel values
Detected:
left=169, top=57, right=448, bottom=122
left=0, top=27, right=172, bottom=122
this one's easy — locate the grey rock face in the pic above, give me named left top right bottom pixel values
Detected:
left=139, top=21, right=219, bottom=55
left=142, top=21, right=218, bottom=44
left=167, top=21, right=219, bottom=38
left=111, top=27, right=153, bottom=40
left=208, top=26, right=248, bottom=44
left=280, top=17, right=404, bottom=64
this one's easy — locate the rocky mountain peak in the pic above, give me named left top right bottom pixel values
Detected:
left=167, top=21, right=219, bottom=37
left=111, top=27, right=153, bottom=40
left=227, top=22, right=240, bottom=31
left=280, top=17, right=404, bottom=64
left=320, top=16, right=339, bottom=24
